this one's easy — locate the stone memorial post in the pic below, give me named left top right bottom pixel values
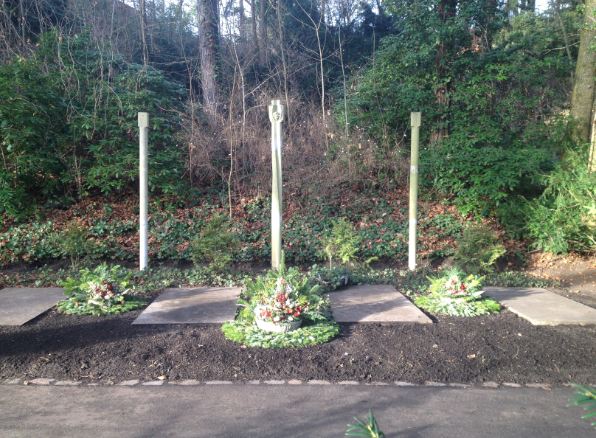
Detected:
left=138, top=112, right=149, bottom=271
left=269, top=99, right=284, bottom=270
left=408, top=112, right=421, bottom=271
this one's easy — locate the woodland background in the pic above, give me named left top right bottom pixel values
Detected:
left=0, top=0, right=594, bottom=268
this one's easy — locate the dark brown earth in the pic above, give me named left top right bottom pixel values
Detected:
left=525, top=253, right=596, bottom=307
left=1, top=307, right=594, bottom=385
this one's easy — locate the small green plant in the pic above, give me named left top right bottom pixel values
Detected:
left=57, top=264, right=145, bottom=316
left=414, top=268, right=501, bottom=317
left=222, top=263, right=339, bottom=348
left=569, top=384, right=596, bottom=429
left=321, top=218, right=361, bottom=268
left=345, top=410, right=385, bottom=437
left=454, top=224, right=505, bottom=274
left=190, top=213, right=239, bottom=270
left=58, top=221, right=94, bottom=269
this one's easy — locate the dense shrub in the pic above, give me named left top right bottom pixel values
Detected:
left=0, top=31, right=186, bottom=217
left=454, top=224, right=505, bottom=274
left=525, top=147, right=596, bottom=254
left=190, top=213, right=240, bottom=270
left=341, top=7, right=576, bottom=217
left=321, top=218, right=361, bottom=267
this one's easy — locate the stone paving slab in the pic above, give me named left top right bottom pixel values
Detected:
left=329, top=284, right=432, bottom=323
left=132, top=287, right=241, bottom=324
left=485, top=287, right=596, bottom=326
left=0, top=287, right=64, bottom=326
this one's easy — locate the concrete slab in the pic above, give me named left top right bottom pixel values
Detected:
left=132, top=287, right=240, bottom=324
left=329, top=284, right=432, bottom=323
left=0, top=287, right=64, bottom=326
left=485, top=287, right=596, bottom=326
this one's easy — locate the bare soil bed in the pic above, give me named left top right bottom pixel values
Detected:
left=1, top=307, right=594, bottom=385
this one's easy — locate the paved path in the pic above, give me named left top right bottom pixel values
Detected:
left=0, top=287, right=64, bottom=326
left=329, top=285, right=432, bottom=323
left=485, top=287, right=596, bottom=326
left=0, top=384, right=590, bottom=437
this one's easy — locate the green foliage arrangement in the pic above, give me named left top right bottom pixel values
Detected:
left=321, top=218, right=361, bottom=268
left=57, top=264, right=145, bottom=316
left=414, top=268, right=501, bottom=317
left=569, top=384, right=596, bottom=429
left=190, top=213, right=239, bottom=270
left=222, top=264, right=339, bottom=348
left=525, top=147, right=596, bottom=254
left=345, top=410, right=385, bottom=438
left=454, top=224, right=505, bottom=274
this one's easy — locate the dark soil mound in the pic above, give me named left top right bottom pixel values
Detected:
left=1, top=309, right=594, bottom=385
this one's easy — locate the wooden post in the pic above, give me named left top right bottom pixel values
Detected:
left=269, top=100, right=284, bottom=269
left=138, top=112, right=149, bottom=271
left=409, top=112, right=421, bottom=271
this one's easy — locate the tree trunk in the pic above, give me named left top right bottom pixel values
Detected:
left=570, top=0, right=595, bottom=144
left=197, top=0, right=220, bottom=121
left=139, top=0, right=149, bottom=66
left=251, top=0, right=259, bottom=54
left=238, top=0, right=246, bottom=42
left=431, top=0, right=457, bottom=143
left=259, top=0, right=267, bottom=66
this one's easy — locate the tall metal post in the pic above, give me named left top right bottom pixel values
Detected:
left=138, top=112, right=149, bottom=271
left=268, top=100, right=284, bottom=270
left=408, top=112, right=421, bottom=271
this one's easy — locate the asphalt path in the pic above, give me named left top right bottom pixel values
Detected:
left=0, top=384, right=592, bottom=437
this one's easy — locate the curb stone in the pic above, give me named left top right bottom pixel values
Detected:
left=526, top=383, right=551, bottom=391
left=0, top=379, right=573, bottom=389
left=54, top=381, right=82, bottom=386
left=30, top=378, right=55, bottom=385
left=307, top=380, right=331, bottom=385
left=424, top=381, right=447, bottom=387
left=172, top=380, right=201, bottom=386
left=117, top=380, right=140, bottom=386
left=395, top=381, right=416, bottom=386
left=142, top=381, right=164, bottom=386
